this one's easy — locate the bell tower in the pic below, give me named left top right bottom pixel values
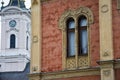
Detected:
left=0, top=0, right=31, bottom=72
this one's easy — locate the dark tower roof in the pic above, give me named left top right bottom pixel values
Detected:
left=8, top=0, right=26, bottom=8
left=1, top=0, right=27, bottom=10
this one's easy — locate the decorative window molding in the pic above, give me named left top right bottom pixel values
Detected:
left=58, top=7, right=94, bottom=70
left=59, top=7, right=94, bottom=30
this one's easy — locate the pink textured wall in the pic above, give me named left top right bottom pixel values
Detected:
left=115, top=69, right=120, bottom=80
left=112, top=0, right=120, bottom=59
left=41, top=0, right=99, bottom=72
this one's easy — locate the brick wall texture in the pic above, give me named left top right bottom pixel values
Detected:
left=115, top=69, right=120, bottom=80
left=41, top=0, right=99, bottom=72
left=112, top=0, right=120, bottom=59
left=40, top=0, right=120, bottom=79
left=113, top=1, right=120, bottom=79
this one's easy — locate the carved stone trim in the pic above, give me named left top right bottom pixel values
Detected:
left=32, top=0, right=38, bottom=5
left=58, top=10, right=74, bottom=30
left=78, top=56, right=89, bottom=68
left=0, top=12, right=29, bottom=16
left=33, top=36, right=38, bottom=43
left=29, top=73, right=41, bottom=80
left=103, top=70, right=111, bottom=77
left=6, top=28, right=19, bottom=33
left=97, top=60, right=115, bottom=65
left=29, top=67, right=100, bottom=80
left=101, top=5, right=109, bottom=13
left=114, top=59, right=120, bottom=68
left=29, top=61, right=120, bottom=80
left=59, top=7, right=94, bottom=70
left=58, top=7, right=94, bottom=30
left=66, top=57, right=76, bottom=69
left=97, top=59, right=120, bottom=69
left=103, top=51, right=109, bottom=57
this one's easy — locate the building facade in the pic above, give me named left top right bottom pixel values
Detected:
left=0, top=0, right=31, bottom=80
left=29, top=0, right=120, bottom=80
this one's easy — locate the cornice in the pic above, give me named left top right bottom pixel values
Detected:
left=0, top=11, right=31, bottom=18
left=97, top=59, right=120, bottom=69
left=114, top=59, right=120, bottom=68
left=29, top=67, right=100, bottom=80
left=29, top=59, right=120, bottom=80
left=97, top=60, right=115, bottom=65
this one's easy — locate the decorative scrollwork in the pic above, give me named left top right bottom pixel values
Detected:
left=103, top=70, right=111, bottom=77
left=33, top=36, right=38, bottom=43
left=101, top=5, right=109, bottom=13
left=66, top=58, right=76, bottom=69
left=78, top=56, right=89, bottom=68
left=58, top=7, right=94, bottom=30
left=103, top=50, right=109, bottom=57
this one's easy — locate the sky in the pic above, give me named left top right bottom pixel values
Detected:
left=0, top=0, right=31, bottom=8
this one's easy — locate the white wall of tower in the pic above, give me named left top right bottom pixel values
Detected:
left=0, top=6, right=31, bottom=72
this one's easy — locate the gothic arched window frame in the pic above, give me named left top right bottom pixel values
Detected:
left=59, top=7, right=94, bottom=70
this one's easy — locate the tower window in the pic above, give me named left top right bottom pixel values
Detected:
left=10, top=34, right=16, bottom=48
left=26, top=36, right=29, bottom=50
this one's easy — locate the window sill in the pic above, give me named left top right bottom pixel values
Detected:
left=78, top=54, right=88, bottom=56
left=66, top=55, right=75, bottom=58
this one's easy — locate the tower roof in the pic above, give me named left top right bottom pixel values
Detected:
left=1, top=0, right=27, bottom=10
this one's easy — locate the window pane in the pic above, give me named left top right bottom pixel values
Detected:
left=26, top=36, right=28, bottom=50
left=10, top=34, right=16, bottom=48
left=68, top=19, right=75, bottom=29
left=68, top=31, right=75, bottom=56
left=79, top=16, right=87, bottom=27
left=80, top=30, right=88, bottom=54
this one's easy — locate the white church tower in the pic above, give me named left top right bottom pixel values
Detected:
left=0, top=0, right=31, bottom=72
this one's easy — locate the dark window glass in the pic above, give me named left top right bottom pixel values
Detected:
left=11, top=1, right=18, bottom=6
left=26, top=36, right=29, bottom=50
left=10, top=34, right=16, bottom=48
left=78, top=16, right=88, bottom=55
left=79, top=16, right=87, bottom=27
left=67, top=18, right=75, bottom=57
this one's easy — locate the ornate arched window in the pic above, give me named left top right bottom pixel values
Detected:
left=10, top=34, right=16, bottom=48
left=59, top=7, right=94, bottom=70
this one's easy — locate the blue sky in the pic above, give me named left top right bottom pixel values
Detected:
left=0, top=0, right=31, bottom=8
